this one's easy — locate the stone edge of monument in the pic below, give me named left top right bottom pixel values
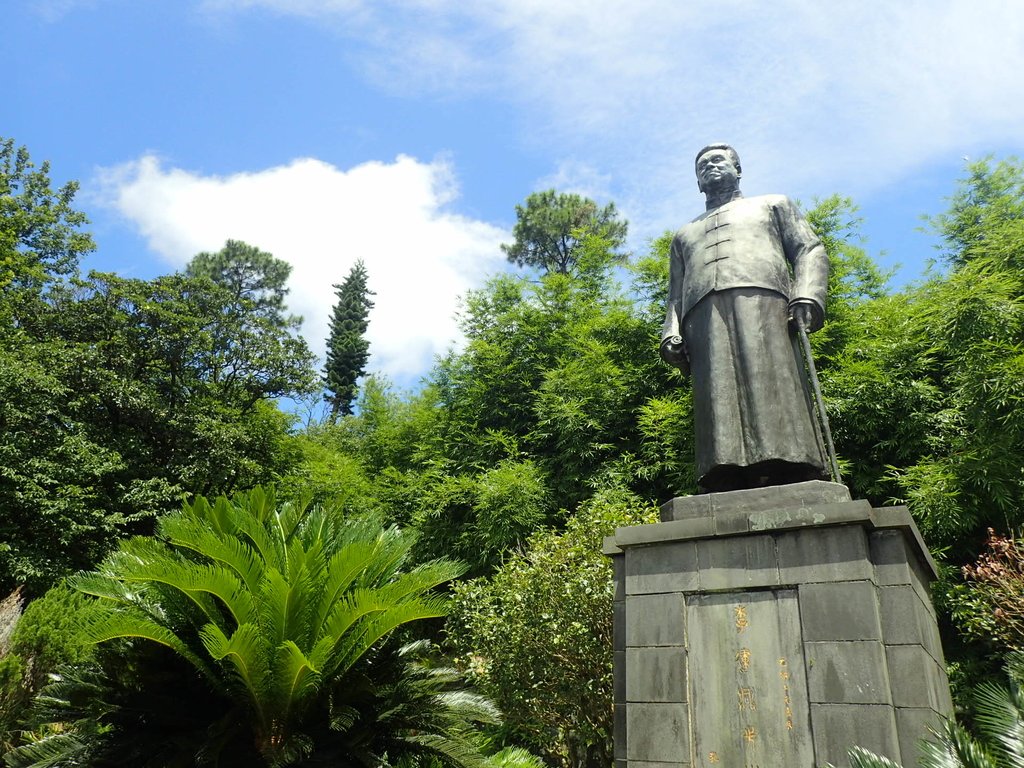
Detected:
left=660, top=479, right=851, bottom=521
left=608, top=483, right=938, bottom=579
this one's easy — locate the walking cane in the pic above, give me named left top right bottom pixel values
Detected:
left=795, top=322, right=843, bottom=485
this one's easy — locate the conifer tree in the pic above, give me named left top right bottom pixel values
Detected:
left=501, top=189, right=627, bottom=275
left=324, top=259, right=374, bottom=418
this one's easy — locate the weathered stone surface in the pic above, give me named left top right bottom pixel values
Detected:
left=614, top=650, right=626, bottom=703
left=805, top=641, right=892, bottom=704
left=696, top=535, right=779, bottom=590
left=614, top=705, right=626, bottom=759
left=686, top=590, right=814, bottom=767
left=810, top=704, right=900, bottom=767
left=617, top=518, right=714, bottom=547
left=626, top=593, right=684, bottom=647
left=660, top=493, right=711, bottom=522
left=895, top=708, right=944, bottom=768
left=870, top=529, right=915, bottom=586
left=799, top=581, right=882, bottom=641
left=625, top=540, right=699, bottom=595
left=886, top=645, right=946, bottom=710
left=612, top=553, right=625, bottom=600
left=611, top=488, right=952, bottom=768
left=660, top=480, right=851, bottom=522
left=871, top=506, right=940, bottom=579
left=614, top=600, right=626, bottom=651
left=879, top=584, right=933, bottom=647
left=749, top=499, right=873, bottom=532
left=870, top=523, right=939, bottom=585
left=712, top=510, right=750, bottom=535
left=626, top=646, right=686, bottom=702
left=626, top=702, right=689, bottom=762
left=777, top=525, right=872, bottom=584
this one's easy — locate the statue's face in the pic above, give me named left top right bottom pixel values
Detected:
left=696, top=149, right=740, bottom=193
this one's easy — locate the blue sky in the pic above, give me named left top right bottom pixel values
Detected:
left=7, top=0, right=1024, bottom=387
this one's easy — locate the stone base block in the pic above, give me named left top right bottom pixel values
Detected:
left=608, top=481, right=951, bottom=768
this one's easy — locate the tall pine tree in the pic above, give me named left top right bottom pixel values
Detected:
left=324, top=259, right=374, bottom=418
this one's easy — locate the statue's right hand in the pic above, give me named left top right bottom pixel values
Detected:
left=660, top=335, right=689, bottom=372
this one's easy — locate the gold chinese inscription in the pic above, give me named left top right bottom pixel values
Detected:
left=743, top=726, right=758, bottom=743
left=734, top=604, right=749, bottom=633
left=779, top=658, right=794, bottom=731
left=735, top=647, right=752, bottom=672
left=708, top=752, right=720, bottom=763
left=737, top=687, right=757, bottom=711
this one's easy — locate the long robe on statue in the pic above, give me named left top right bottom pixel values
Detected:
left=662, top=193, right=830, bottom=492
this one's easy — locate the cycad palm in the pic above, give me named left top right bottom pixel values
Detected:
left=7, top=487, right=484, bottom=767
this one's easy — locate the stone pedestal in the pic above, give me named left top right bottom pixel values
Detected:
left=606, top=481, right=952, bottom=768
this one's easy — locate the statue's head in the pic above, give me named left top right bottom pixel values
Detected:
left=695, top=143, right=741, bottom=193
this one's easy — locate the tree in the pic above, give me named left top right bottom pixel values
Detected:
left=448, top=489, right=658, bottom=768
left=501, top=190, right=627, bottom=275
left=0, top=137, right=94, bottom=332
left=185, top=240, right=317, bottom=406
left=7, top=487, right=498, bottom=767
left=0, top=583, right=103, bottom=752
left=324, top=260, right=374, bottom=418
left=0, top=140, right=121, bottom=592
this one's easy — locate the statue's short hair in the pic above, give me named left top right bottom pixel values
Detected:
left=694, top=143, right=741, bottom=174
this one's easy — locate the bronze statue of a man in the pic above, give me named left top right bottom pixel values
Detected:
left=660, top=144, right=830, bottom=493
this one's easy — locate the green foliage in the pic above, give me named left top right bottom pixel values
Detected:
left=931, top=156, right=1024, bottom=268
left=0, top=227, right=317, bottom=591
left=0, top=584, right=102, bottom=751
left=448, top=488, right=658, bottom=768
left=274, top=433, right=381, bottom=514
left=184, top=240, right=318, bottom=405
left=324, top=259, right=375, bottom=418
left=433, top=234, right=685, bottom=507
left=6, top=487, right=495, bottom=768
left=413, top=459, right=550, bottom=575
left=0, top=338, right=130, bottom=589
left=0, top=138, right=94, bottom=331
left=501, top=190, right=628, bottom=275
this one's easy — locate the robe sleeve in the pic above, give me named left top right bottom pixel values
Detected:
left=659, top=233, right=689, bottom=373
left=774, top=197, right=829, bottom=331
left=661, top=234, right=685, bottom=350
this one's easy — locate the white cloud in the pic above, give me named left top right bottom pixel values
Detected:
left=31, top=0, right=99, bottom=21
left=199, top=0, right=1024, bottom=236
left=95, top=154, right=508, bottom=382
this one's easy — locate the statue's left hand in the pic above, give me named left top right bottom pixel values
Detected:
left=789, top=302, right=818, bottom=333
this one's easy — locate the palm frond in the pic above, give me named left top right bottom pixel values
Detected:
left=270, top=639, right=322, bottom=719
left=5, top=732, right=91, bottom=768
left=973, top=680, right=1024, bottom=768
left=919, top=719, right=998, bottom=768
left=399, top=731, right=492, bottom=768
left=199, top=621, right=270, bottom=706
left=83, top=609, right=214, bottom=680
left=484, top=746, right=546, bottom=768
left=843, top=746, right=905, bottom=768
left=160, top=514, right=263, bottom=595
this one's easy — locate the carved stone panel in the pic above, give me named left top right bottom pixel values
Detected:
left=686, top=589, right=814, bottom=768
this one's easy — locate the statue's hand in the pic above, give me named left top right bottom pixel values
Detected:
left=660, top=335, right=689, bottom=375
left=789, top=302, right=820, bottom=333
